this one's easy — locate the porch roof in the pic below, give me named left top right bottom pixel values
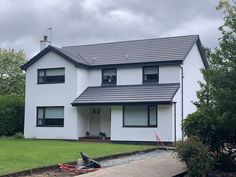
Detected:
left=72, top=83, right=180, bottom=106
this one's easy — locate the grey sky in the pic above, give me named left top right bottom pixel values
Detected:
left=0, top=0, right=223, bottom=59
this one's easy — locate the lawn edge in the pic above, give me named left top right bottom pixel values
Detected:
left=0, top=147, right=158, bottom=177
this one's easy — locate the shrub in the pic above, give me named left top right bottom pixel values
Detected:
left=0, top=96, right=24, bottom=136
left=176, top=138, right=214, bottom=177
left=215, top=153, right=236, bottom=172
left=183, top=111, right=225, bottom=154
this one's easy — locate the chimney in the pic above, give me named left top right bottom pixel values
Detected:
left=40, top=36, right=50, bottom=51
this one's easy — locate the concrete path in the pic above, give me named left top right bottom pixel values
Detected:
left=78, top=152, right=186, bottom=177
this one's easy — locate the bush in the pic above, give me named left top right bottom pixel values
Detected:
left=176, top=138, right=214, bottom=177
left=183, top=111, right=225, bottom=154
left=215, top=153, right=236, bottom=172
left=0, top=96, right=24, bottom=136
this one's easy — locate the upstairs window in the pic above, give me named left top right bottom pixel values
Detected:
left=102, top=68, right=117, bottom=85
left=37, top=106, right=64, bottom=127
left=143, top=66, right=158, bottom=82
left=38, top=68, right=65, bottom=84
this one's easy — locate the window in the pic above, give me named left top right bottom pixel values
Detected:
left=36, top=107, right=64, bottom=127
left=143, top=66, right=158, bottom=82
left=38, top=68, right=65, bottom=84
left=123, top=105, right=157, bottom=127
left=102, top=68, right=117, bottom=85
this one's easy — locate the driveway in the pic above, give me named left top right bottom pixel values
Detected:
left=78, top=152, right=186, bottom=177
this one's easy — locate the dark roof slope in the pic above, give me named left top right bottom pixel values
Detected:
left=72, top=83, right=180, bottom=106
left=63, top=35, right=199, bottom=66
left=21, top=35, right=207, bottom=70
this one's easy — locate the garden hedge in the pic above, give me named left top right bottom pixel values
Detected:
left=0, top=96, right=24, bottom=136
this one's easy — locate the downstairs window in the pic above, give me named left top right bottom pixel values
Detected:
left=36, top=107, right=64, bottom=127
left=123, top=105, right=157, bottom=127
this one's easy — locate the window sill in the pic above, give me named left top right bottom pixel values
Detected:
left=37, top=82, right=65, bottom=85
left=36, top=125, right=64, bottom=128
left=101, top=83, right=117, bottom=87
left=142, top=81, right=159, bottom=84
left=123, top=125, right=157, bottom=128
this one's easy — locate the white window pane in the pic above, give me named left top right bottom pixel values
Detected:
left=37, top=119, right=43, bottom=125
left=124, top=106, right=148, bottom=126
left=45, top=107, right=64, bottom=119
left=38, top=108, right=44, bottom=118
left=144, top=67, right=158, bottom=74
left=46, top=69, right=65, bottom=76
left=39, top=71, right=44, bottom=76
left=149, top=106, right=157, bottom=125
left=38, top=77, right=44, bottom=83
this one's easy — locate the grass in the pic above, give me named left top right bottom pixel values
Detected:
left=0, top=138, right=153, bottom=175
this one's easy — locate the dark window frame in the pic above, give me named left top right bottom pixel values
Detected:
left=102, top=68, right=117, bottom=85
left=37, top=67, right=65, bottom=84
left=122, top=105, right=158, bottom=128
left=36, top=106, right=64, bottom=127
left=142, top=66, right=159, bottom=83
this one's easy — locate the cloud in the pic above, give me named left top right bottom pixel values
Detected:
left=0, top=0, right=223, bottom=59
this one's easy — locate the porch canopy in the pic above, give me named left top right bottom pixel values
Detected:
left=72, top=83, right=179, bottom=106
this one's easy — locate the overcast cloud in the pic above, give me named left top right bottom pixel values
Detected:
left=0, top=0, right=223, bottom=59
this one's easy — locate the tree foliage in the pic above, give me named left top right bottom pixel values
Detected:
left=0, top=96, right=24, bottom=136
left=0, top=49, right=26, bottom=96
left=181, top=0, right=236, bottom=172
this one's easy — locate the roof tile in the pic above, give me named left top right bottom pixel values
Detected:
left=72, top=83, right=180, bottom=105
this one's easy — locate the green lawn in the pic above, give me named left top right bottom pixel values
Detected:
left=0, top=138, right=152, bottom=175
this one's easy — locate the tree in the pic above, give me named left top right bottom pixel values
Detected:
left=182, top=0, right=236, bottom=172
left=0, top=49, right=26, bottom=96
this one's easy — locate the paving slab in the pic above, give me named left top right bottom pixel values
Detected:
left=78, top=152, right=186, bottom=177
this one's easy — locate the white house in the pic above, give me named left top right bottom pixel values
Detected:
left=21, top=35, right=207, bottom=144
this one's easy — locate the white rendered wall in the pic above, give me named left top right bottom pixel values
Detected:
left=110, top=105, right=173, bottom=142
left=24, top=52, right=80, bottom=139
left=172, top=88, right=182, bottom=140
left=88, top=69, right=101, bottom=86
left=77, top=68, right=88, bottom=95
left=173, top=43, right=205, bottom=141
left=117, top=67, right=142, bottom=85
left=88, top=66, right=180, bottom=87
left=183, top=44, right=205, bottom=118
left=159, top=66, right=180, bottom=84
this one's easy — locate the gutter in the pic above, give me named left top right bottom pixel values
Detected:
left=179, top=65, right=184, bottom=141
left=174, top=102, right=177, bottom=144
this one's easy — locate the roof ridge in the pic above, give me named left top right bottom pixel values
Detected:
left=62, top=35, right=199, bottom=48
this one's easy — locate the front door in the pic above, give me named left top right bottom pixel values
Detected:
left=90, top=107, right=100, bottom=136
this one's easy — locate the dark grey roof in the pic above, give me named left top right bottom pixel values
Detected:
left=72, top=83, right=180, bottom=106
left=63, top=35, right=199, bottom=66
left=22, top=35, right=208, bottom=70
left=53, top=46, right=89, bottom=65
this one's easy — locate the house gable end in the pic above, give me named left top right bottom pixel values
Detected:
left=21, top=45, right=88, bottom=71
left=181, top=36, right=208, bottom=69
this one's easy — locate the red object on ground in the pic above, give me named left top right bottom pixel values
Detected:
left=154, top=131, right=168, bottom=151
left=58, top=163, right=99, bottom=174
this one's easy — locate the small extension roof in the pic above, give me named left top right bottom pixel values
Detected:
left=72, top=83, right=180, bottom=106
left=21, top=35, right=207, bottom=70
